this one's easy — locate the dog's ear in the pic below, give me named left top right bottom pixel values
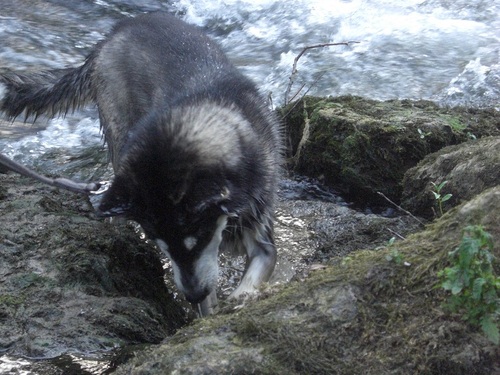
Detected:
left=97, top=178, right=131, bottom=217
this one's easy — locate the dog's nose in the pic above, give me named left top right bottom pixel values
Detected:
left=183, top=287, right=210, bottom=304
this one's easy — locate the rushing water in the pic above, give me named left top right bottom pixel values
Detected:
left=0, top=1, right=498, bottom=373
left=0, top=0, right=498, bottom=165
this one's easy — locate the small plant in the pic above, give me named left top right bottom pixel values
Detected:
left=430, top=180, right=453, bottom=217
left=466, top=131, right=477, bottom=140
left=383, top=237, right=400, bottom=263
left=447, top=117, right=467, bottom=132
left=383, top=237, right=411, bottom=266
left=386, top=248, right=405, bottom=264
left=417, top=128, right=431, bottom=139
left=438, top=225, right=500, bottom=344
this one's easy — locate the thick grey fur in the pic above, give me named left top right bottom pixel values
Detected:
left=0, top=12, right=281, bottom=316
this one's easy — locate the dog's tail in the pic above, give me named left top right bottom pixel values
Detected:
left=0, top=55, right=95, bottom=121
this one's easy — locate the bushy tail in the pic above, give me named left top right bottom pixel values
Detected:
left=0, top=56, right=95, bottom=121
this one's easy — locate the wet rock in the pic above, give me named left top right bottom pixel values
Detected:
left=114, top=187, right=499, bottom=375
left=0, top=169, right=422, bottom=366
left=275, top=198, right=421, bottom=268
left=282, top=95, right=499, bottom=206
left=2, top=93, right=498, bottom=372
left=402, top=136, right=500, bottom=218
left=0, top=174, right=188, bottom=358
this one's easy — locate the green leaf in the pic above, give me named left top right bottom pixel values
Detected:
left=432, top=191, right=440, bottom=200
left=441, top=280, right=453, bottom=290
left=457, top=238, right=479, bottom=267
left=437, top=181, right=449, bottom=191
left=472, top=278, right=486, bottom=300
left=481, top=316, right=500, bottom=345
left=479, top=230, right=494, bottom=250
left=480, top=260, right=493, bottom=274
left=442, top=267, right=458, bottom=281
left=451, top=281, right=463, bottom=295
left=441, top=194, right=453, bottom=202
left=482, top=288, right=499, bottom=305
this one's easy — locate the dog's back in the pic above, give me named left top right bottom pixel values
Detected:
left=93, top=13, right=251, bottom=165
left=0, top=12, right=281, bottom=316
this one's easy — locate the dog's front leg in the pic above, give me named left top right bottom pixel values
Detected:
left=229, top=224, right=277, bottom=299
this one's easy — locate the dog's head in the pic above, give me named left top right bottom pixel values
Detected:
left=98, top=168, right=236, bottom=304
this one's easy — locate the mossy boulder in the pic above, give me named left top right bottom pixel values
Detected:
left=402, top=136, right=500, bottom=218
left=282, top=96, right=499, bottom=205
left=115, top=186, right=499, bottom=375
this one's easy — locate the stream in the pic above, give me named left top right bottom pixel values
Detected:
left=0, top=0, right=498, bottom=373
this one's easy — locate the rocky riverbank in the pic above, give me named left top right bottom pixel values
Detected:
left=1, top=96, right=498, bottom=374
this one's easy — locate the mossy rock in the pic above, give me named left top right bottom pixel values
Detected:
left=402, top=136, right=500, bottom=218
left=281, top=96, right=499, bottom=205
left=115, top=187, right=499, bottom=374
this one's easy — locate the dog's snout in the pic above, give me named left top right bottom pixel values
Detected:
left=183, top=286, right=210, bottom=304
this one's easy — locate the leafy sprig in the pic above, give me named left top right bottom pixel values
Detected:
left=438, top=225, right=499, bottom=344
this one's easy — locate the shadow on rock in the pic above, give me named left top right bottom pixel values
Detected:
left=0, top=173, right=189, bottom=358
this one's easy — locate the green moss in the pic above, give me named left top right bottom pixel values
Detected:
left=446, top=116, right=468, bottom=133
left=282, top=96, right=499, bottom=206
left=10, top=272, right=56, bottom=289
left=0, top=293, right=24, bottom=306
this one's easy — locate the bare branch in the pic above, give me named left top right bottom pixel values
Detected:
left=377, top=191, right=426, bottom=227
left=386, top=228, right=406, bottom=240
left=284, top=41, right=360, bottom=105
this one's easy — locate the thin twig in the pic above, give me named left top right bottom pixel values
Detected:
left=386, top=228, right=406, bottom=240
left=288, top=82, right=307, bottom=104
left=377, top=191, right=426, bottom=227
left=280, top=72, right=328, bottom=121
left=289, top=70, right=327, bottom=106
left=284, top=41, right=360, bottom=105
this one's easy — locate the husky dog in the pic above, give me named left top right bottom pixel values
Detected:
left=0, top=12, right=281, bottom=316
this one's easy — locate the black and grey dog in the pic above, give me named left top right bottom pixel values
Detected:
left=0, top=12, right=281, bottom=316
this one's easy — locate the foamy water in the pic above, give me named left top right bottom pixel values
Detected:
left=0, top=0, right=498, bottom=164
